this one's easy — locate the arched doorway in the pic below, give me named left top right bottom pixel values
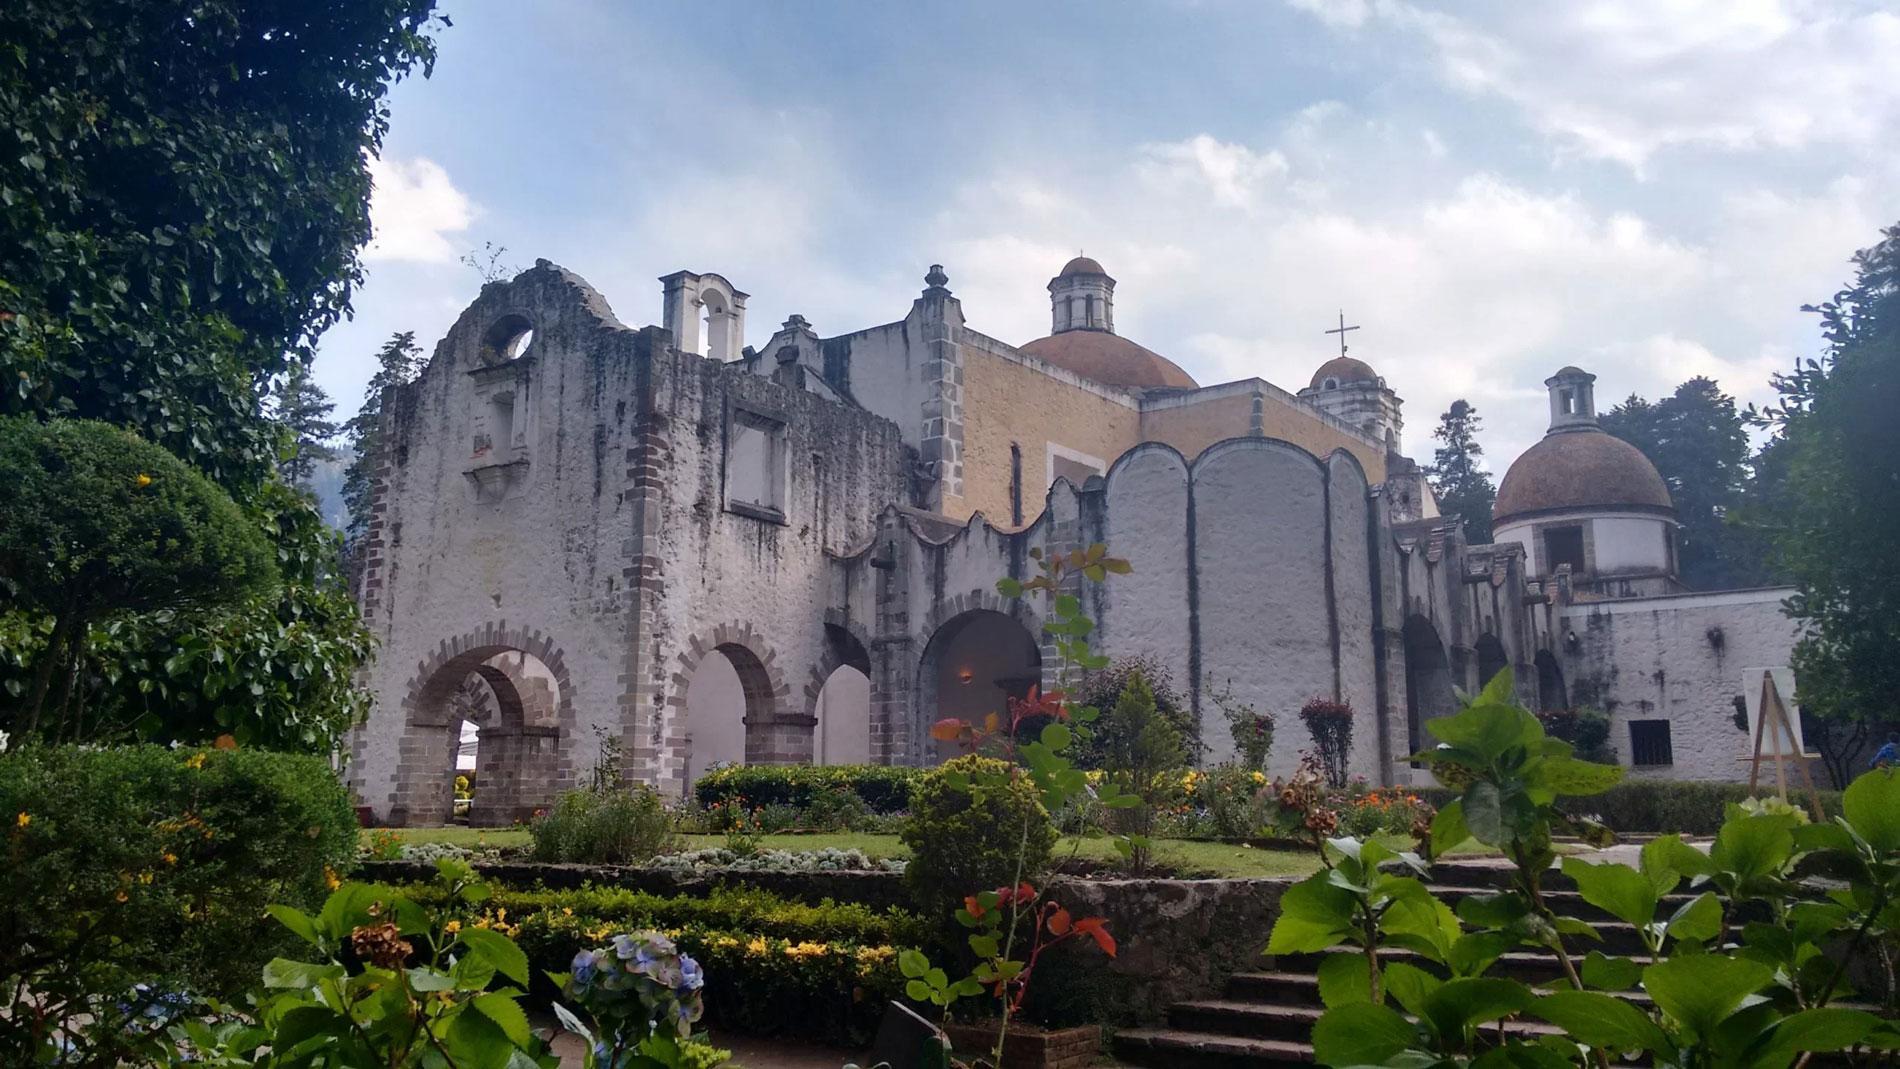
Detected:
left=1403, top=615, right=1457, bottom=757
left=1476, top=634, right=1510, bottom=690
left=682, top=644, right=777, bottom=786
left=396, top=634, right=568, bottom=827
left=916, top=609, right=1042, bottom=764
left=1536, top=650, right=1570, bottom=712
left=811, top=624, right=873, bottom=765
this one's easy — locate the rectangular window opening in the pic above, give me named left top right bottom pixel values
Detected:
left=727, top=409, right=787, bottom=519
left=1629, top=719, right=1673, bottom=767
left=1543, top=525, right=1586, bottom=573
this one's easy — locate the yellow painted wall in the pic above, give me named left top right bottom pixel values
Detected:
left=1141, top=392, right=1387, bottom=482
left=951, top=346, right=1141, bottom=524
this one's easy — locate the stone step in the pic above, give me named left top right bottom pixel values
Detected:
left=1112, top=1027, right=1313, bottom=1069
left=1273, top=947, right=1596, bottom=984
left=1170, top=999, right=1580, bottom=1044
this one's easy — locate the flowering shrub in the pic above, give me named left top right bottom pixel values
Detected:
left=1335, top=785, right=1436, bottom=840
left=559, top=930, right=706, bottom=1064
left=1298, top=697, right=1355, bottom=788
left=0, top=744, right=355, bottom=1067
left=1169, top=763, right=1275, bottom=839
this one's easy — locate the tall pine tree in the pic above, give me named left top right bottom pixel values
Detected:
left=274, top=361, right=339, bottom=488
left=341, top=332, right=424, bottom=580
left=1427, top=399, right=1496, bottom=544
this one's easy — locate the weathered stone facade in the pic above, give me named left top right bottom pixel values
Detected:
left=348, top=257, right=1800, bottom=823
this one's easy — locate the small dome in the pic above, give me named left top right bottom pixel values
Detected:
left=1310, top=356, right=1379, bottom=390
left=1494, top=429, right=1673, bottom=524
left=1019, top=331, right=1199, bottom=391
left=1058, top=255, right=1107, bottom=278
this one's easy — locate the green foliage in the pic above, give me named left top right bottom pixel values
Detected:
left=1535, top=706, right=1616, bottom=765
left=1747, top=222, right=1900, bottom=788
left=902, top=754, right=1057, bottom=917
left=1602, top=376, right=1775, bottom=590
left=1269, top=670, right=1900, bottom=1068
left=1300, top=698, right=1356, bottom=789
left=341, top=331, right=425, bottom=572
left=0, top=0, right=443, bottom=487
left=531, top=785, right=678, bottom=864
left=1067, top=656, right=1198, bottom=766
left=1097, top=671, right=1185, bottom=871
left=272, top=361, right=337, bottom=489
left=1556, top=778, right=1840, bottom=835
left=0, top=744, right=357, bottom=1066
left=694, top=763, right=921, bottom=814
left=1426, top=399, right=1496, bottom=544
left=1210, top=677, right=1274, bottom=773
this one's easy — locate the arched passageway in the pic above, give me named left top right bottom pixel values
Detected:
left=812, top=624, right=873, bottom=765
left=1403, top=615, right=1457, bottom=757
left=916, top=609, right=1042, bottom=764
left=396, top=640, right=566, bottom=827
left=1476, top=634, right=1510, bottom=690
left=682, top=643, right=778, bottom=786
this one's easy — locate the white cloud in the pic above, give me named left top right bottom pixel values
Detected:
left=919, top=109, right=1882, bottom=466
left=1292, top=0, right=1900, bottom=170
left=364, top=156, right=475, bottom=263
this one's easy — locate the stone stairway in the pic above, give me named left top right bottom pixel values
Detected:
left=1112, top=860, right=1696, bottom=1069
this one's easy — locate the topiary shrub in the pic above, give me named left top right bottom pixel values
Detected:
left=0, top=419, right=277, bottom=732
left=901, top=755, right=1056, bottom=918
left=531, top=784, right=677, bottom=864
left=0, top=743, right=355, bottom=1059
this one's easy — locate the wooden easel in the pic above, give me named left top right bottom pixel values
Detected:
left=1745, top=668, right=1826, bottom=823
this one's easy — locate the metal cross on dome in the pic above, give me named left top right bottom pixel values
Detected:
left=1324, top=310, right=1360, bottom=358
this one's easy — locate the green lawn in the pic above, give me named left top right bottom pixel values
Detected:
left=362, top=827, right=1326, bottom=878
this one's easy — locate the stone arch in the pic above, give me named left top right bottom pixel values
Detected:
left=391, top=624, right=573, bottom=827
left=1536, top=649, right=1570, bottom=712
left=914, top=598, right=1045, bottom=765
left=1403, top=614, right=1457, bottom=758
left=669, top=622, right=801, bottom=789
left=1475, top=633, right=1510, bottom=689
left=478, top=313, right=535, bottom=366
left=808, top=622, right=874, bottom=765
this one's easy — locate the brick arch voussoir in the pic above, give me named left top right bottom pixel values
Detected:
left=803, top=616, right=876, bottom=720
left=669, top=621, right=793, bottom=725
left=400, top=623, right=575, bottom=727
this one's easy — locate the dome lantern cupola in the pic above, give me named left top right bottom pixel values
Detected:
left=1545, top=366, right=1599, bottom=433
left=1049, top=255, right=1114, bottom=334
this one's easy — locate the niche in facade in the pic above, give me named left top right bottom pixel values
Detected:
left=726, top=407, right=788, bottom=523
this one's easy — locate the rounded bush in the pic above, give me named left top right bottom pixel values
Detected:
left=0, top=745, right=356, bottom=1002
left=900, top=755, right=1056, bottom=917
left=530, top=785, right=677, bottom=864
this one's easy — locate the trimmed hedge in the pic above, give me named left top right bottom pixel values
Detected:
left=407, top=881, right=928, bottom=1044
left=0, top=745, right=357, bottom=998
left=694, top=763, right=921, bottom=814
left=1417, top=778, right=1844, bottom=836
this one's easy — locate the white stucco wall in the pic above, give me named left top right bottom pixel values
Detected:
left=1590, top=515, right=1671, bottom=574
left=1560, top=588, right=1803, bottom=781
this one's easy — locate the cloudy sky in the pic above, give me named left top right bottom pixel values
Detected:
left=315, top=0, right=1900, bottom=466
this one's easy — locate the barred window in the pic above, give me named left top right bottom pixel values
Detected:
left=1629, top=719, right=1673, bottom=767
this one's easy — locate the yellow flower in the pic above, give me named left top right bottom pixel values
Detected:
left=137, top=871, right=155, bottom=885
left=745, top=937, right=769, bottom=956
left=136, top=473, right=153, bottom=488
left=162, top=852, right=179, bottom=866
left=323, top=866, right=341, bottom=890
left=561, top=907, right=573, bottom=917
left=14, top=812, right=27, bottom=828
left=1250, top=771, right=1267, bottom=785
left=115, top=890, right=129, bottom=903
left=444, top=920, right=462, bottom=934
left=183, top=753, right=207, bottom=770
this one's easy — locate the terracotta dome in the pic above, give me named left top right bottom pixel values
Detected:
left=1058, top=255, right=1107, bottom=278
left=1310, top=355, right=1379, bottom=390
left=1494, top=429, right=1673, bottom=524
left=1018, top=331, right=1199, bottom=391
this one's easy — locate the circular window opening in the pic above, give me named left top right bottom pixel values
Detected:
left=480, top=315, right=535, bottom=366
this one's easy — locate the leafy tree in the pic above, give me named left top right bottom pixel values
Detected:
left=1747, top=222, right=1900, bottom=784
left=273, top=361, right=339, bottom=489
left=341, top=331, right=424, bottom=575
left=1426, top=400, right=1495, bottom=544
left=0, top=0, right=442, bottom=751
left=1096, top=671, right=1185, bottom=872
left=0, top=419, right=275, bottom=741
left=1601, top=377, right=1772, bottom=590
